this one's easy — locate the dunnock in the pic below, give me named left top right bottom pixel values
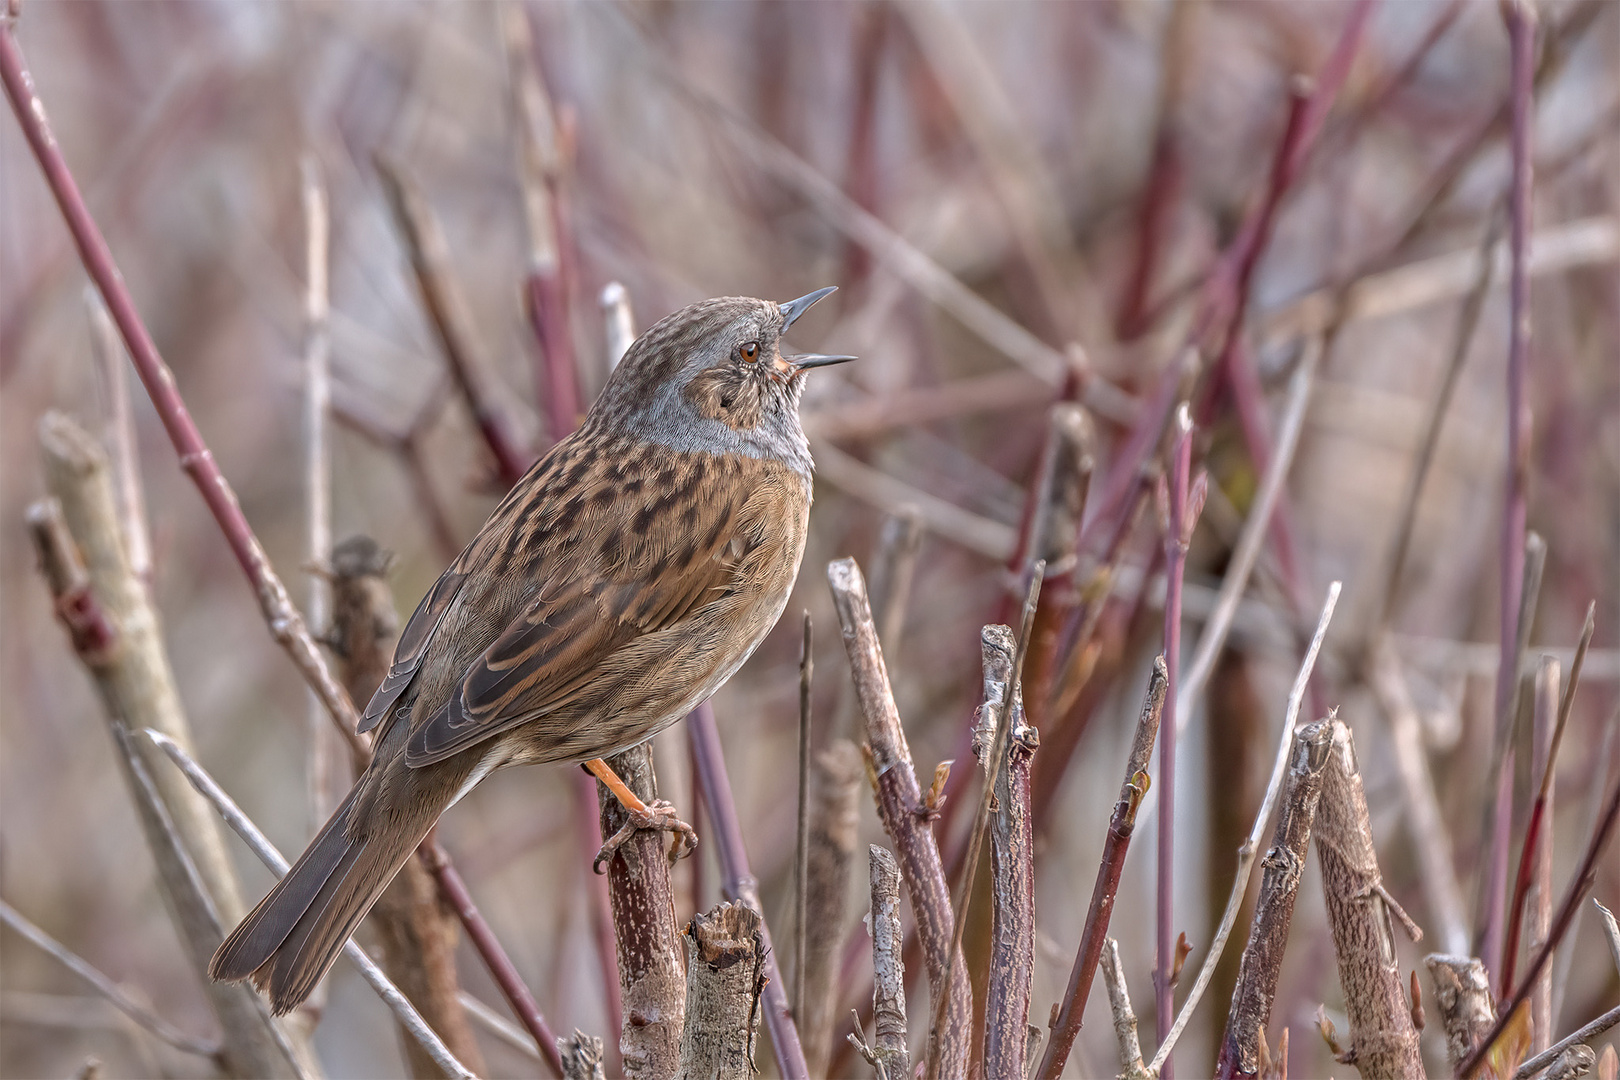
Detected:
left=211, top=289, right=852, bottom=1014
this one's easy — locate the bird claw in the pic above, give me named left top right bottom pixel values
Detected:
left=593, top=800, right=699, bottom=873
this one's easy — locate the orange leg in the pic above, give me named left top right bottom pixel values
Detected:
left=583, top=757, right=698, bottom=871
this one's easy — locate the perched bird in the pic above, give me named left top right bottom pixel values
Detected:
left=211, top=288, right=852, bottom=1014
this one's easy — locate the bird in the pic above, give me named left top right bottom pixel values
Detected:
left=210, top=288, right=853, bottom=1014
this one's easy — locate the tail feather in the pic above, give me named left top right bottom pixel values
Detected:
left=210, top=785, right=433, bottom=1015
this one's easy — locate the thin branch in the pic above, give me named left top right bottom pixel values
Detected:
left=1515, top=1006, right=1620, bottom=1080
left=0, top=20, right=369, bottom=759
left=375, top=154, right=531, bottom=488
left=979, top=625, right=1040, bottom=1080
left=800, top=740, right=863, bottom=1076
left=299, top=152, right=339, bottom=837
left=1103, top=938, right=1150, bottom=1080
left=868, top=846, right=909, bottom=1080
left=1215, top=718, right=1335, bottom=1077
left=0, top=899, right=220, bottom=1060
left=794, top=612, right=813, bottom=1024
left=826, top=558, right=968, bottom=1080
left=1483, top=0, right=1539, bottom=991
left=1036, top=656, right=1166, bottom=1080
left=1155, top=406, right=1200, bottom=1079
left=1148, top=581, right=1343, bottom=1076
left=1504, top=605, right=1597, bottom=994
left=1177, top=336, right=1319, bottom=727
left=1527, top=659, right=1559, bottom=1055
left=688, top=702, right=810, bottom=1080
left=927, top=563, right=1043, bottom=1080
left=144, top=731, right=479, bottom=1080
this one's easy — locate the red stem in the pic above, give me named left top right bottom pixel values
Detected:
left=421, top=839, right=565, bottom=1078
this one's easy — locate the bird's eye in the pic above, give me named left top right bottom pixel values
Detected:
left=739, top=341, right=759, bottom=363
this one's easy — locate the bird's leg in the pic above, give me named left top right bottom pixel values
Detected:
left=584, top=757, right=698, bottom=872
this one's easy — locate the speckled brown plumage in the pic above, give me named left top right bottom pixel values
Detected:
left=210, top=291, right=847, bottom=1014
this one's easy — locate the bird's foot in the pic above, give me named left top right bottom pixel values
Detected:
left=593, top=799, right=698, bottom=873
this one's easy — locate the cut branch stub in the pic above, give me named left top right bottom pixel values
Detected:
left=679, top=902, right=766, bottom=1080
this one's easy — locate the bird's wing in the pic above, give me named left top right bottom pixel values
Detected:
left=357, top=563, right=467, bottom=734
left=404, top=451, right=755, bottom=767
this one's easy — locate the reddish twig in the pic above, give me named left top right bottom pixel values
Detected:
left=1036, top=656, right=1167, bottom=1080
left=688, top=702, right=810, bottom=1080
left=0, top=21, right=367, bottom=760
left=1501, top=604, right=1594, bottom=999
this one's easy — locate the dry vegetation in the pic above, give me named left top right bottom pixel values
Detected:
left=2, top=1, right=1618, bottom=1078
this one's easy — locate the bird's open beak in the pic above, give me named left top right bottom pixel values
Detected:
left=788, top=353, right=857, bottom=371
left=778, top=286, right=838, bottom=331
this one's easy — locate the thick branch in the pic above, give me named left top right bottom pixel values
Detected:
left=800, top=740, right=862, bottom=1076
left=1425, top=955, right=1495, bottom=1072
left=868, top=845, right=909, bottom=1080
left=679, top=903, right=766, bottom=1080
left=1317, top=718, right=1424, bottom=1079
left=597, top=744, right=684, bottom=1080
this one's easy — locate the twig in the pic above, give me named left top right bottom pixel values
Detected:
left=1504, top=605, right=1596, bottom=995
left=596, top=744, right=683, bottom=1080
left=865, top=507, right=925, bottom=676
left=813, top=440, right=1017, bottom=561
left=0, top=899, right=220, bottom=1060
left=0, top=23, right=369, bottom=757
left=1515, top=1006, right=1620, bottom=1080
left=978, top=625, right=1040, bottom=1080
left=868, top=846, right=909, bottom=1080
left=1177, top=337, right=1319, bottom=727
left=1368, top=639, right=1471, bottom=955
left=1215, top=718, right=1335, bottom=1077
left=145, top=731, right=479, bottom=1080
left=1551, top=710, right=1620, bottom=1022
left=1484, top=0, right=1539, bottom=992
left=1148, top=581, right=1342, bottom=1076
left=801, top=740, right=863, bottom=1076
left=679, top=902, right=767, bottom=1080
left=1316, top=716, right=1425, bottom=1079
left=600, top=282, right=635, bottom=374
left=803, top=371, right=1052, bottom=443
left=1102, top=938, right=1150, bottom=1080
left=688, top=702, right=810, bottom=1080
left=1460, top=719, right=1620, bottom=1076
left=927, top=563, right=1043, bottom=1080
left=326, top=538, right=488, bottom=1079
left=84, top=290, right=151, bottom=584
left=456, top=993, right=541, bottom=1063
left=1035, top=656, right=1166, bottom=1080
left=1155, top=406, right=1200, bottom=1079
left=499, top=0, right=583, bottom=446
left=1527, top=660, right=1559, bottom=1055
left=1024, top=405, right=1096, bottom=731
left=1425, top=956, right=1495, bottom=1073
left=794, top=612, right=813, bottom=1024
left=826, top=558, right=968, bottom=1080
left=375, top=155, right=531, bottom=488
left=299, top=153, right=339, bottom=836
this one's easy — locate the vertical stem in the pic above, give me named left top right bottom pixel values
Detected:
left=1155, top=406, right=1194, bottom=1077
left=794, top=612, right=812, bottom=1023
left=1485, top=0, right=1537, bottom=993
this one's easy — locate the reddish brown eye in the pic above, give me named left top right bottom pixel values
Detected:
left=739, top=341, right=759, bottom=362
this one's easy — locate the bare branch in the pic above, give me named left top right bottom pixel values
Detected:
left=144, top=731, right=478, bottom=1080
left=826, top=557, right=968, bottom=1079
left=679, top=903, right=766, bottom=1080
left=1102, top=938, right=1150, bottom=1080
left=1426, top=955, right=1495, bottom=1073
left=868, top=846, right=909, bottom=1080
left=1317, top=717, right=1425, bottom=1079
left=800, top=740, right=863, bottom=1076
left=596, top=744, right=684, bottom=1080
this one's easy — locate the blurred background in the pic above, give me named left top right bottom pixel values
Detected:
left=2, top=1, right=1617, bottom=1077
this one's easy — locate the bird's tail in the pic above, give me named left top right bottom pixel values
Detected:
left=209, top=783, right=433, bottom=1015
